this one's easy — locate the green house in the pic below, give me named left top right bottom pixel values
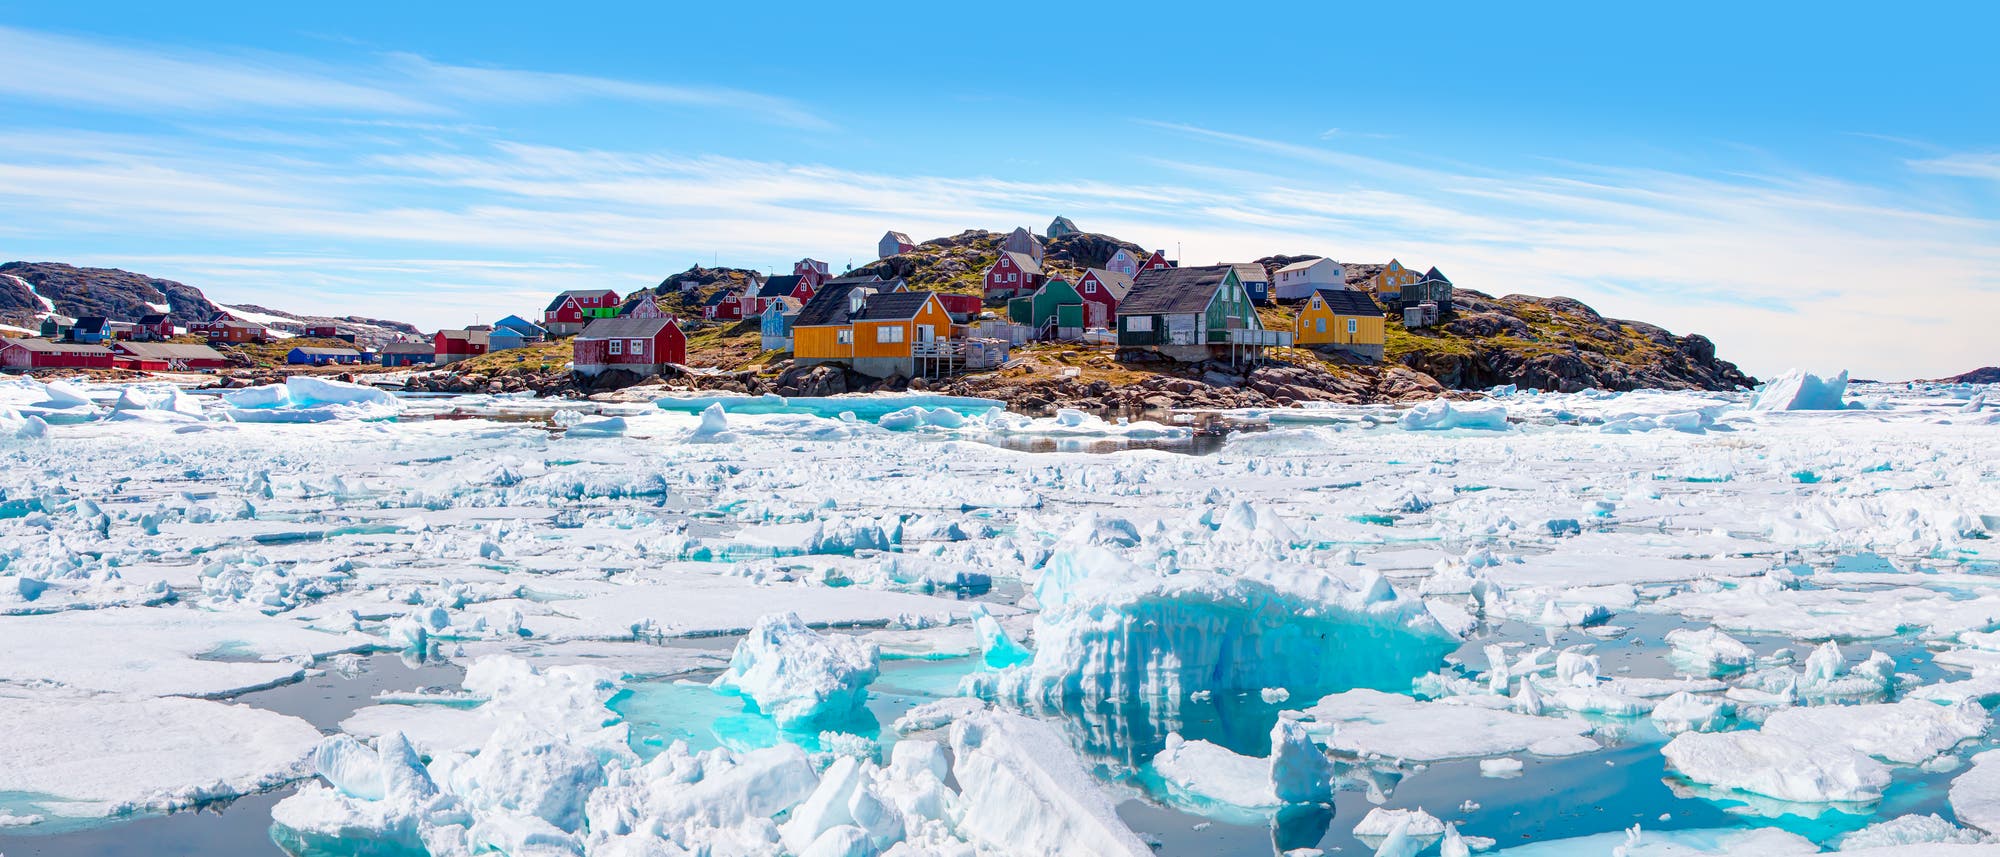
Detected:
left=1007, top=278, right=1089, bottom=339
left=1115, top=264, right=1283, bottom=362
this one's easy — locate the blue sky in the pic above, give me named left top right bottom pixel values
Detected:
left=0, top=2, right=1994, bottom=379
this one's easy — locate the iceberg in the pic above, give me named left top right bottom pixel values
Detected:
left=1301, top=689, right=1599, bottom=761
left=1949, top=749, right=2000, bottom=834
left=1398, top=398, right=1511, bottom=431
left=949, top=712, right=1150, bottom=856
left=1750, top=368, right=1849, bottom=411
left=1662, top=729, right=1891, bottom=803
left=711, top=612, right=881, bottom=727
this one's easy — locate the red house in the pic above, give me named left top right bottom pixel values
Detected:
left=133, top=314, right=176, bottom=341
left=1074, top=268, right=1135, bottom=329
left=207, top=320, right=268, bottom=344
left=704, top=289, right=745, bottom=321
left=110, top=342, right=231, bottom=370
left=793, top=259, right=830, bottom=289
left=543, top=289, right=621, bottom=335
left=933, top=294, right=984, bottom=320
left=742, top=275, right=815, bottom=317
left=572, top=317, right=687, bottom=377
left=983, top=251, right=1045, bottom=300
left=1140, top=250, right=1173, bottom=272
left=1, top=338, right=115, bottom=371
left=434, top=327, right=490, bottom=364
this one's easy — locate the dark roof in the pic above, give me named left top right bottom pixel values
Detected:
left=113, top=342, right=225, bottom=360
left=72, top=316, right=109, bottom=333
left=757, top=275, right=805, bottom=297
left=822, top=274, right=882, bottom=287
left=577, top=317, right=678, bottom=340
left=137, top=313, right=169, bottom=325
left=702, top=288, right=740, bottom=306
left=1417, top=267, right=1451, bottom=285
left=1119, top=265, right=1234, bottom=316
left=884, top=231, right=913, bottom=244
left=1310, top=288, right=1385, bottom=317
left=290, top=347, right=360, bottom=356
left=380, top=342, right=434, bottom=354
left=543, top=288, right=617, bottom=313
left=795, top=283, right=866, bottom=327
left=1229, top=263, right=1270, bottom=284
left=3, top=338, right=112, bottom=354
left=854, top=291, right=936, bottom=321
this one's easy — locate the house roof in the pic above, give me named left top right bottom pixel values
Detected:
left=1276, top=258, right=1333, bottom=275
left=137, top=313, right=169, bottom=325
left=438, top=328, right=489, bottom=346
left=493, top=314, right=546, bottom=334
left=853, top=291, right=937, bottom=321
left=543, top=289, right=617, bottom=313
left=72, top=316, right=109, bottom=333
left=884, top=231, right=913, bottom=244
left=113, top=342, right=226, bottom=361
left=997, top=251, right=1043, bottom=276
left=822, top=274, right=882, bottom=287
left=380, top=342, right=434, bottom=355
left=1230, top=263, right=1270, bottom=284
left=577, top=317, right=678, bottom=340
left=1080, top=268, right=1134, bottom=300
left=702, top=288, right=741, bottom=306
left=795, top=284, right=866, bottom=327
left=291, top=347, right=360, bottom=356
left=757, top=275, right=806, bottom=297
left=763, top=296, right=803, bottom=315
left=1120, top=265, right=1234, bottom=316
left=3, top=338, right=112, bottom=355
left=1417, top=266, right=1451, bottom=284
left=1310, top=287, right=1384, bottom=317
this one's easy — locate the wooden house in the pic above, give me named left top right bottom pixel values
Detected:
left=132, top=314, right=177, bottom=341
left=744, top=275, right=815, bottom=317
left=624, top=297, right=667, bottom=319
left=287, top=346, right=363, bottom=366
left=704, top=288, right=745, bottom=321
left=379, top=342, right=436, bottom=368
left=794, top=259, right=830, bottom=290
left=573, top=316, right=687, bottom=377
left=793, top=284, right=959, bottom=378
left=1293, top=288, right=1385, bottom=360
left=1115, top=264, right=1287, bottom=364
left=493, top=315, right=548, bottom=341
left=1104, top=249, right=1141, bottom=278
left=110, top=341, right=229, bottom=370
left=1074, top=268, right=1134, bottom=329
left=1008, top=278, right=1088, bottom=340
left=1139, top=250, right=1173, bottom=272
left=206, top=319, right=268, bottom=344
left=1, top=338, right=114, bottom=371
left=1363, top=259, right=1419, bottom=297
left=1047, top=216, right=1080, bottom=238
left=1001, top=227, right=1045, bottom=264
left=1230, top=263, right=1274, bottom=304
left=983, top=251, right=1045, bottom=300
left=1398, top=267, right=1455, bottom=316
left=67, top=317, right=111, bottom=344
left=543, top=289, right=621, bottom=335
left=1273, top=258, right=1346, bottom=301
left=760, top=297, right=803, bottom=352
left=434, top=327, right=490, bottom=364
left=303, top=324, right=359, bottom=343
left=879, top=231, right=917, bottom=259
left=37, top=315, right=74, bottom=340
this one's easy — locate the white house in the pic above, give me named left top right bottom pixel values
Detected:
left=1273, top=257, right=1347, bottom=301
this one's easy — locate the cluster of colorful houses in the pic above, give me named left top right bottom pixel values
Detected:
left=2, top=218, right=1455, bottom=379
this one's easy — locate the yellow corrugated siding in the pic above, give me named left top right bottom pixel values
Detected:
left=793, top=325, right=852, bottom=359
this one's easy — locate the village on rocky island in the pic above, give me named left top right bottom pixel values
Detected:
left=0, top=218, right=1756, bottom=411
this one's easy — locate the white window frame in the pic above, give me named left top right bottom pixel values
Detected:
left=607, top=340, right=623, bottom=355
left=876, top=325, right=903, bottom=344
left=837, top=329, right=853, bottom=345
left=1127, top=316, right=1153, bottom=332
left=629, top=339, right=645, bottom=356
left=1347, top=318, right=1358, bottom=334
left=1006, top=273, right=1016, bottom=283
left=1083, top=281, right=1096, bottom=293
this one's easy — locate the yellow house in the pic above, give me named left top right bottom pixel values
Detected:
left=793, top=283, right=957, bottom=378
left=1364, top=258, right=1419, bottom=296
left=1293, top=287, right=1385, bottom=360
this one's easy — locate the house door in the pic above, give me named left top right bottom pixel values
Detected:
left=915, top=325, right=935, bottom=351
left=1085, top=302, right=1107, bottom=328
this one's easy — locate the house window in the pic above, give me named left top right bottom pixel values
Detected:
left=877, top=326, right=903, bottom=343
left=837, top=329, right=853, bottom=344
left=608, top=340, right=622, bottom=355
left=1316, top=319, right=1326, bottom=333
left=630, top=339, right=645, bottom=355
left=1347, top=318, right=1358, bottom=334
left=1006, top=273, right=1016, bottom=283
left=1127, top=316, right=1153, bottom=332
left=1083, top=281, right=1096, bottom=293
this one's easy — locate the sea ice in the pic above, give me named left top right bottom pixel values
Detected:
left=710, top=612, right=881, bottom=728
left=950, top=712, right=1151, bottom=856
left=1300, top=689, right=1599, bottom=761
left=1661, top=729, right=1892, bottom=803
left=1750, top=368, right=1849, bottom=411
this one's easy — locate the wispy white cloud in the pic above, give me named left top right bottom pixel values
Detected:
left=1910, top=153, right=2000, bottom=182
left=0, top=25, right=827, bottom=129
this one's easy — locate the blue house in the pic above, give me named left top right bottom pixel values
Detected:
left=67, top=316, right=111, bottom=344
left=760, top=296, right=802, bottom=351
left=379, top=342, right=435, bottom=368
left=286, top=346, right=363, bottom=366
left=1230, top=264, right=1273, bottom=305
left=494, top=315, right=547, bottom=341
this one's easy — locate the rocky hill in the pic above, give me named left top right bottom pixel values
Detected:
left=847, top=229, right=1148, bottom=294
left=1389, top=290, right=1753, bottom=392
left=0, top=262, right=421, bottom=346
left=1937, top=367, right=2000, bottom=384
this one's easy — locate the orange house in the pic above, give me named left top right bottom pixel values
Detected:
left=793, top=283, right=957, bottom=378
left=1364, top=258, right=1419, bottom=296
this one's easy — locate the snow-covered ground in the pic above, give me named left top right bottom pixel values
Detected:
left=0, top=371, right=1997, bottom=855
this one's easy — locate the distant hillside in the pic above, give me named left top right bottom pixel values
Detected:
left=0, top=262, right=421, bottom=347
left=1937, top=367, right=2000, bottom=384
left=847, top=229, right=1147, bottom=295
